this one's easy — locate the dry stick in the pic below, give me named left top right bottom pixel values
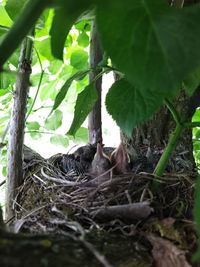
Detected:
left=90, top=202, right=153, bottom=222
left=6, top=35, right=33, bottom=221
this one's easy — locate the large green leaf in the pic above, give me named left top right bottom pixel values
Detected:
left=68, top=83, right=97, bottom=136
left=50, top=0, right=92, bottom=60
left=5, top=0, right=27, bottom=21
left=0, top=6, right=12, bottom=27
left=184, top=67, right=200, bottom=96
left=105, top=78, right=164, bottom=136
left=51, top=70, right=90, bottom=113
left=96, top=0, right=200, bottom=96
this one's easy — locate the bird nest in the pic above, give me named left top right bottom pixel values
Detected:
left=11, top=146, right=195, bottom=237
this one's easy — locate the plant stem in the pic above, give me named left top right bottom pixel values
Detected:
left=164, top=99, right=181, bottom=125
left=184, top=121, right=200, bottom=128
left=0, top=0, right=49, bottom=68
left=154, top=123, right=184, bottom=176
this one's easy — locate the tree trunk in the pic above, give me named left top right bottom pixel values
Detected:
left=6, top=37, right=33, bottom=221
left=88, top=21, right=103, bottom=145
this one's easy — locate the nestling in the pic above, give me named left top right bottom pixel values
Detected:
left=110, top=142, right=130, bottom=174
left=90, top=143, right=112, bottom=177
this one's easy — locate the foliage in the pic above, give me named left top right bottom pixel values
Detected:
left=1, top=0, right=200, bottom=137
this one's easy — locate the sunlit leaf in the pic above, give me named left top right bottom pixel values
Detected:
left=40, top=80, right=58, bottom=101
left=51, top=70, right=90, bottom=113
left=44, top=110, right=63, bottom=130
left=75, top=20, right=91, bottom=31
left=2, top=166, right=7, bottom=177
left=68, top=83, right=97, bottom=136
left=26, top=121, right=40, bottom=131
left=35, top=37, right=54, bottom=60
left=30, top=132, right=42, bottom=140
left=50, top=134, right=69, bottom=147
left=0, top=70, right=15, bottom=89
left=70, top=49, right=88, bottom=70
left=73, top=127, right=88, bottom=143
left=192, top=109, right=200, bottom=122
left=0, top=6, right=12, bottom=27
left=0, top=89, right=9, bottom=97
left=48, top=60, right=63, bottom=74
left=77, top=32, right=89, bottom=48
left=105, top=78, right=164, bottom=136
left=31, top=73, right=49, bottom=87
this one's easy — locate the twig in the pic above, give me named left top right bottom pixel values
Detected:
left=90, top=202, right=153, bottom=222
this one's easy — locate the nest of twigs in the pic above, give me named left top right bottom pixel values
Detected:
left=11, top=146, right=195, bottom=237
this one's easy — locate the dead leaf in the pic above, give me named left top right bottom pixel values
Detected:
left=148, top=234, right=191, bottom=267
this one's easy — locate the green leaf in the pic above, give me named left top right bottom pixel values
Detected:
left=26, top=121, right=40, bottom=131
left=70, top=49, right=88, bottom=70
left=35, top=37, right=54, bottom=60
left=0, top=89, right=9, bottom=97
left=31, top=73, right=49, bottom=87
left=96, top=0, right=200, bottom=95
left=77, top=32, right=89, bottom=48
left=0, top=71, right=15, bottom=89
left=50, top=0, right=92, bottom=60
left=50, top=135, right=69, bottom=147
left=68, top=83, right=98, bottom=136
left=5, top=0, right=27, bottom=21
left=184, top=67, right=200, bottom=96
left=48, top=60, right=63, bottom=74
left=0, top=6, right=12, bottom=27
left=44, top=110, right=63, bottom=130
left=51, top=70, right=90, bottom=113
left=192, top=109, right=200, bottom=122
left=30, top=132, right=42, bottom=140
left=105, top=78, right=164, bottom=137
left=75, top=20, right=91, bottom=31
left=40, top=80, right=58, bottom=101
left=2, top=166, right=7, bottom=177
left=73, top=127, right=88, bottom=143
left=8, top=48, right=20, bottom=67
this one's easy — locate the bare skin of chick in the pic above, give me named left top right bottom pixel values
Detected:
left=90, top=143, right=112, bottom=178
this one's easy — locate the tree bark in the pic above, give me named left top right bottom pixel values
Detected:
left=6, top=38, right=33, bottom=221
left=122, top=91, right=197, bottom=174
left=88, top=21, right=103, bottom=145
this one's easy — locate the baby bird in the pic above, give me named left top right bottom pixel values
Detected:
left=90, top=143, right=112, bottom=178
left=110, top=142, right=130, bottom=174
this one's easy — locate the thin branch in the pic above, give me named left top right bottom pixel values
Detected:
left=26, top=47, right=44, bottom=120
